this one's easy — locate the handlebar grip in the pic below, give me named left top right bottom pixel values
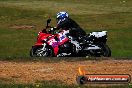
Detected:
left=46, top=26, right=51, bottom=28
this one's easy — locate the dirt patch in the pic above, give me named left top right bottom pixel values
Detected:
left=10, top=25, right=35, bottom=29
left=0, top=60, right=132, bottom=85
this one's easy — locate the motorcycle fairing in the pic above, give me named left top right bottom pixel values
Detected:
left=34, top=43, right=43, bottom=46
left=90, top=31, right=107, bottom=38
left=57, top=34, right=69, bottom=45
left=46, top=30, right=69, bottom=56
left=37, top=32, right=52, bottom=43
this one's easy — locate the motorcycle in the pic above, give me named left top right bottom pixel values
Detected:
left=30, top=19, right=111, bottom=57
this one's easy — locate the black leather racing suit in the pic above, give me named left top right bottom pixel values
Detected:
left=57, top=18, right=86, bottom=39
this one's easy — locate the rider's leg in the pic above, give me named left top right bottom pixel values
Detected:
left=69, top=36, right=81, bottom=53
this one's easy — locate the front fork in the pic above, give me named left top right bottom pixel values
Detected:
left=41, top=43, right=46, bottom=51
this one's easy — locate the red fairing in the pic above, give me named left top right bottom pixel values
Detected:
left=53, top=47, right=59, bottom=56
left=34, top=30, right=69, bottom=56
left=34, top=43, right=43, bottom=46
left=37, top=32, right=52, bottom=43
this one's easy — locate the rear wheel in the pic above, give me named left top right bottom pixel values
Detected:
left=30, top=46, right=53, bottom=57
left=99, top=43, right=111, bottom=57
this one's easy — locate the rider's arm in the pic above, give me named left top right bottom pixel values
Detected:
left=57, top=19, right=70, bottom=30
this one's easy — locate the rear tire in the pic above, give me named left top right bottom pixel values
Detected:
left=99, top=43, right=111, bottom=57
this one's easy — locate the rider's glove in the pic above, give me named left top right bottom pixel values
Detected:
left=50, top=27, right=57, bottom=31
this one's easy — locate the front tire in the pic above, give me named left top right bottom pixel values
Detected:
left=30, top=46, right=53, bottom=57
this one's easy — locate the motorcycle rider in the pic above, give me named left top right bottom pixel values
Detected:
left=56, top=11, right=86, bottom=53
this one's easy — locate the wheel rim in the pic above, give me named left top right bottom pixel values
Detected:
left=35, top=48, right=50, bottom=57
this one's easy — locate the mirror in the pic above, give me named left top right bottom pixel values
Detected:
left=46, top=18, right=51, bottom=28
left=47, top=18, right=51, bottom=24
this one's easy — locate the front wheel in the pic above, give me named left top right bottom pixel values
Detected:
left=30, top=46, right=53, bottom=57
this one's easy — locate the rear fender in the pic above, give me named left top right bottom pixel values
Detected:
left=89, top=31, right=107, bottom=43
left=87, top=35, right=107, bottom=44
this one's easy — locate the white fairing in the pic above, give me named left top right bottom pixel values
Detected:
left=47, top=30, right=69, bottom=46
left=90, top=31, right=107, bottom=38
left=62, top=30, right=69, bottom=36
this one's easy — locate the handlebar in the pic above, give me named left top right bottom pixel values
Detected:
left=42, top=18, right=58, bottom=34
left=46, top=18, right=51, bottom=28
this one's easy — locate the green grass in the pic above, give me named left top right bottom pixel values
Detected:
left=0, top=82, right=131, bottom=88
left=0, top=0, right=132, bottom=58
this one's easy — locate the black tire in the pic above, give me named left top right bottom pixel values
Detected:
left=30, top=46, right=53, bottom=57
left=99, top=43, right=111, bottom=57
left=30, top=47, right=34, bottom=57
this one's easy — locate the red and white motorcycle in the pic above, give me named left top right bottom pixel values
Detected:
left=30, top=19, right=111, bottom=57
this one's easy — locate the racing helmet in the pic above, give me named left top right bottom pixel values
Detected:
left=56, top=11, right=69, bottom=24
